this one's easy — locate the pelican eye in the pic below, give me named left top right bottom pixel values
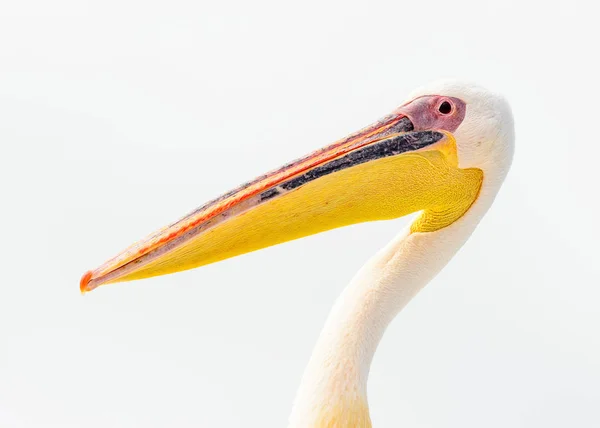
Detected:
left=438, top=100, right=453, bottom=115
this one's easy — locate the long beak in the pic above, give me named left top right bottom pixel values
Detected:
left=81, top=114, right=482, bottom=293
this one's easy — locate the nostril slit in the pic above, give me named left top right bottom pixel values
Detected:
left=438, top=101, right=452, bottom=115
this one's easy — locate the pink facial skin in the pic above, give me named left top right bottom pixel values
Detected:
left=395, top=95, right=466, bottom=133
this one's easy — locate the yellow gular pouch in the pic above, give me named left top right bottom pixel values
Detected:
left=117, top=140, right=484, bottom=282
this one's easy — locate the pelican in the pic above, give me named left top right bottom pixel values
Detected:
left=81, top=80, right=514, bottom=427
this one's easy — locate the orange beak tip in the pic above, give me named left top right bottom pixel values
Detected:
left=80, top=270, right=93, bottom=294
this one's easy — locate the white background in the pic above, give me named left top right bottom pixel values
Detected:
left=1, top=0, right=599, bottom=427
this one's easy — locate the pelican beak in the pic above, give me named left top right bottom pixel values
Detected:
left=81, top=111, right=483, bottom=293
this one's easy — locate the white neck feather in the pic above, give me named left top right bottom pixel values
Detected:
left=288, top=164, right=509, bottom=427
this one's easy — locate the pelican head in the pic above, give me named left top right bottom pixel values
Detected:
left=80, top=80, right=514, bottom=292
left=408, top=79, right=515, bottom=171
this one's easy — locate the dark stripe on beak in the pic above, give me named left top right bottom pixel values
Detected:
left=274, top=130, right=444, bottom=191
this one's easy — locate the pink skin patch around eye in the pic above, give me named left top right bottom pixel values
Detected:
left=395, top=95, right=466, bottom=133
